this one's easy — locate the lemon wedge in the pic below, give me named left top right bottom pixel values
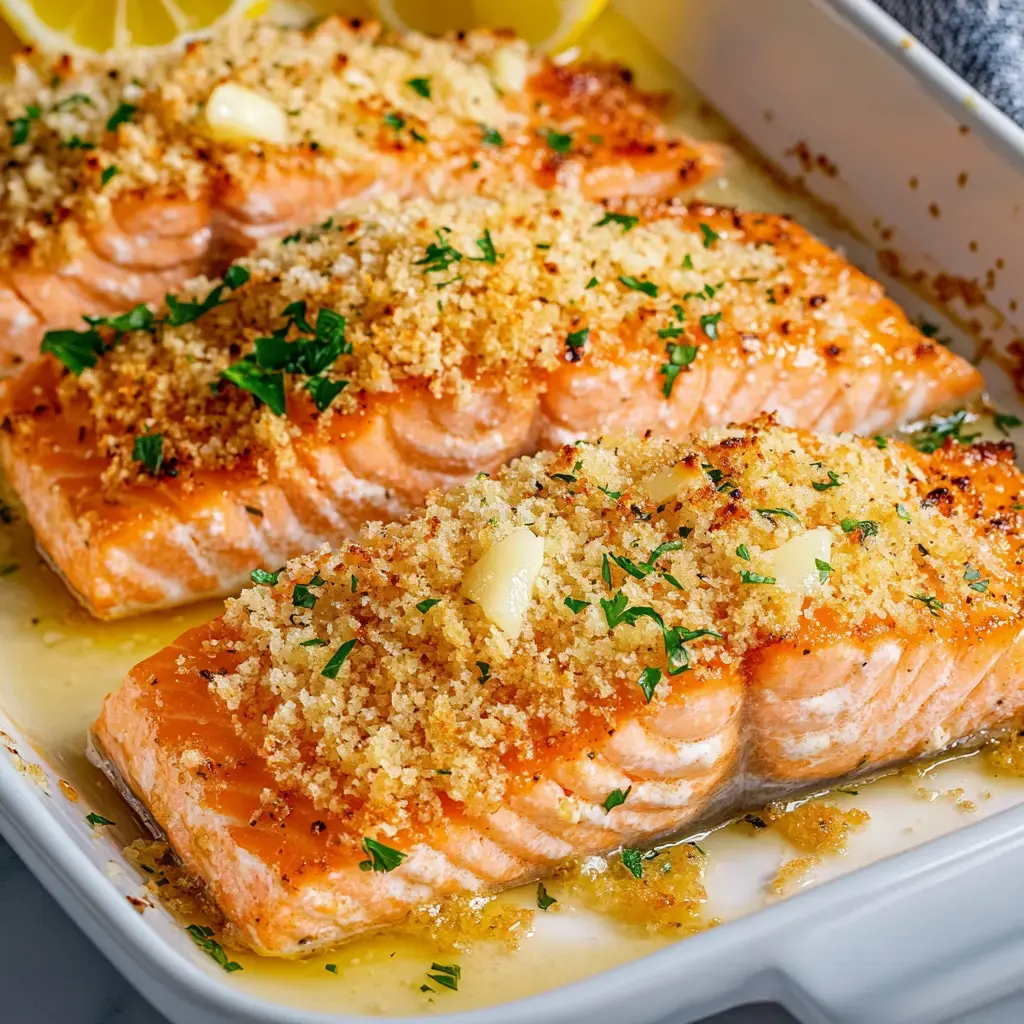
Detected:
left=0, top=0, right=265, bottom=53
left=371, top=0, right=609, bottom=52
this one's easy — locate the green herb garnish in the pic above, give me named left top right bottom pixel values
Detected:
left=101, top=165, right=119, bottom=185
left=698, top=222, right=720, bottom=248
left=620, top=848, right=643, bottom=879
left=699, top=312, right=722, bottom=340
left=594, top=211, right=639, bottom=232
left=815, top=558, right=832, bottom=584
left=359, top=836, right=406, bottom=873
left=131, top=433, right=163, bottom=475
left=480, top=125, right=503, bottom=146
left=638, top=667, right=662, bottom=702
left=964, top=565, right=989, bottom=593
left=603, top=786, right=631, bottom=812
left=471, top=228, right=501, bottom=264
left=86, top=812, right=115, bottom=827
left=416, top=598, right=441, bottom=613
left=619, top=275, right=658, bottom=297
left=406, top=77, right=431, bottom=98
left=106, top=102, right=136, bottom=131
left=544, top=128, right=572, bottom=153
left=476, top=661, right=491, bottom=684
left=185, top=925, right=242, bottom=972
left=321, top=639, right=356, bottom=679
left=910, top=593, right=944, bottom=616
left=660, top=343, right=698, bottom=398
left=736, top=544, right=750, bottom=561
left=537, top=882, right=557, bottom=910
left=841, top=518, right=879, bottom=538
left=427, top=963, right=460, bottom=991
left=739, top=569, right=775, bottom=585
left=812, top=470, right=842, bottom=491
left=8, top=105, right=40, bottom=145
left=250, top=568, right=281, bottom=586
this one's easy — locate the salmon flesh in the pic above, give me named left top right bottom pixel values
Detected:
left=92, top=420, right=1024, bottom=954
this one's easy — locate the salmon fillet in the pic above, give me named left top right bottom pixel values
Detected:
left=0, top=16, right=715, bottom=371
left=92, top=419, right=1024, bottom=954
left=0, top=187, right=981, bottom=618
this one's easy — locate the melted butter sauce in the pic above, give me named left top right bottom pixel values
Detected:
left=2, top=6, right=1024, bottom=1016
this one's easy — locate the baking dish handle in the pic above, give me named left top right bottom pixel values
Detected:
left=773, top=811, right=1024, bottom=1024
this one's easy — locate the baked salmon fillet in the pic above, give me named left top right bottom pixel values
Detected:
left=92, top=419, right=1024, bottom=955
left=0, top=15, right=715, bottom=371
left=0, top=187, right=980, bottom=619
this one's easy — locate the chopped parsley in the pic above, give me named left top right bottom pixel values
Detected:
left=359, top=836, right=406, bottom=872
left=427, top=963, right=460, bottom=991
left=594, top=211, right=639, bottom=232
left=101, top=165, right=119, bottom=186
left=660, top=343, right=698, bottom=398
left=755, top=507, right=799, bottom=523
left=321, top=639, right=356, bottom=679
left=130, top=433, right=163, bottom=475
left=325, top=964, right=338, bottom=974
left=908, top=410, right=979, bottom=453
left=994, top=412, right=1022, bottom=436
left=106, top=102, right=137, bottom=131
left=638, top=667, right=662, bottom=702
left=598, top=484, right=622, bottom=500
left=910, top=593, right=944, bottom=617
left=414, top=228, right=463, bottom=274
left=416, top=597, right=441, bottom=613
left=480, top=125, right=503, bottom=146
left=812, top=470, right=842, bottom=491
left=53, top=92, right=93, bottom=112
left=736, top=544, right=750, bottom=561
left=698, top=222, right=720, bottom=248
left=620, top=848, right=644, bottom=879
left=681, top=254, right=694, bottom=269
left=406, top=77, right=431, bottom=98
left=564, top=597, right=590, bottom=617
left=383, top=111, right=406, bottom=131
left=566, top=327, right=590, bottom=356
left=699, top=312, right=722, bottom=340
left=167, top=265, right=250, bottom=327
left=873, top=435, right=889, bottom=449
left=220, top=360, right=286, bottom=416
left=86, top=812, right=115, bottom=827
left=543, top=128, right=572, bottom=153
left=471, top=228, right=501, bottom=264
left=300, top=638, right=328, bottom=647
left=739, top=569, right=775, bottom=585
left=537, top=882, right=557, bottom=910
left=62, top=134, right=95, bottom=150
left=964, top=565, right=989, bottom=593
left=618, top=275, right=658, bottom=297
left=186, top=925, right=242, bottom=972
left=292, top=577, right=322, bottom=609
left=603, top=786, right=632, bottom=812
left=815, top=558, right=833, bottom=584
left=41, top=301, right=156, bottom=374
left=585, top=276, right=599, bottom=289
left=250, top=568, right=281, bottom=586
left=476, top=661, right=491, bottom=684
left=8, top=105, right=40, bottom=145
left=841, top=517, right=879, bottom=538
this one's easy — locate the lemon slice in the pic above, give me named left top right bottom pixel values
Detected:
left=371, top=0, right=609, bottom=52
left=0, top=0, right=265, bottom=53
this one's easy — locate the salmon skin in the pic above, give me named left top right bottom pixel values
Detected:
left=0, top=16, right=715, bottom=372
left=92, top=419, right=1024, bottom=955
left=0, top=187, right=981, bottom=619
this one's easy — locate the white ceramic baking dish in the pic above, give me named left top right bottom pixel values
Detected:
left=4, top=1, right=1024, bottom=1021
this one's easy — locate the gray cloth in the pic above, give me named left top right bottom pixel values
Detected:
left=877, top=0, right=1024, bottom=124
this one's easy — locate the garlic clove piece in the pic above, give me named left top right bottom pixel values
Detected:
left=461, top=527, right=545, bottom=638
left=203, top=83, right=290, bottom=145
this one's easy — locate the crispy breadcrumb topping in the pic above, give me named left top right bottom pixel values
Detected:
left=51, top=186, right=931, bottom=489
left=0, top=16, right=697, bottom=268
left=210, top=422, right=1024, bottom=833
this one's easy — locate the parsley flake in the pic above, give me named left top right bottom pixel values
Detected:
left=471, top=228, right=501, bottom=264
left=325, top=964, right=338, bottom=974
left=736, top=544, right=750, bottom=561
left=537, top=882, right=557, bottom=910
left=910, top=593, right=944, bottom=616
left=908, top=410, right=979, bottom=453
left=585, top=276, right=599, bottom=289
left=812, top=470, right=842, bottom=491
left=660, top=342, right=698, bottom=398
left=964, top=565, right=989, bottom=593
left=756, top=507, right=799, bottom=523
left=8, top=105, right=40, bottom=145
left=106, top=102, right=136, bottom=132
left=841, top=518, right=879, bottom=538
left=186, top=925, right=242, bottom=972
left=739, top=569, right=776, bottom=585
left=359, top=836, right=406, bottom=873
left=566, top=327, right=590, bottom=356
left=620, top=848, right=643, bottom=879
left=619, top=275, right=658, bottom=297
left=250, top=568, right=280, bottom=586
left=414, top=228, right=463, bottom=274
left=603, top=786, right=632, bottom=812
left=874, top=435, right=889, bottom=449
left=86, top=812, right=115, bottom=827
left=416, top=598, right=441, bottom=613
left=564, top=596, right=589, bottom=614
left=594, top=211, right=639, bottom=232
left=383, top=111, right=406, bottom=131
left=638, top=667, right=662, bottom=703
left=699, top=311, right=723, bottom=340
left=896, top=503, right=911, bottom=522
left=815, top=558, right=833, bottom=584
left=544, top=128, right=572, bottom=154
left=321, top=639, right=356, bottom=679
left=101, top=165, right=119, bottom=185
left=131, top=433, right=163, bottom=475
left=480, top=125, right=503, bottom=146
left=406, top=77, right=431, bottom=98
left=698, top=222, right=720, bottom=248
left=427, top=963, right=460, bottom=991
left=476, top=661, right=491, bottom=684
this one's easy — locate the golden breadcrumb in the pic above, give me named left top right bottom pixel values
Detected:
left=0, top=15, right=695, bottom=269
left=53, top=186, right=930, bottom=490
left=766, top=798, right=870, bottom=854
left=209, top=421, right=1024, bottom=832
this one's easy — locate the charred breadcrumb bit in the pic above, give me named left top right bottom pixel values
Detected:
left=40, top=186, right=928, bottom=491
left=206, top=421, right=1024, bottom=835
